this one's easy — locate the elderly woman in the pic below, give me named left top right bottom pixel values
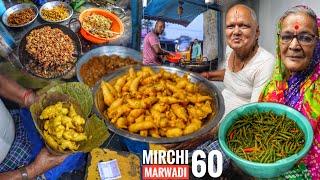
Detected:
left=260, top=6, right=320, bottom=179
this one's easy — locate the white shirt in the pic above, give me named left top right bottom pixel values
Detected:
left=222, top=47, right=275, bottom=117
left=0, top=99, right=15, bottom=163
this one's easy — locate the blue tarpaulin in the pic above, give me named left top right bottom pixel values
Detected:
left=143, top=0, right=221, bottom=26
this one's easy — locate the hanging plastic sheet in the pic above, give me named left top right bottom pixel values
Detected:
left=143, top=0, right=214, bottom=26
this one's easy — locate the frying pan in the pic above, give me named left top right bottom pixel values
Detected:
left=19, top=23, right=82, bottom=79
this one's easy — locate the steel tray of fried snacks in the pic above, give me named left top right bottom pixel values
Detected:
left=2, top=3, right=38, bottom=28
left=76, top=46, right=142, bottom=86
left=39, top=1, right=73, bottom=23
left=93, top=65, right=225, bottom=144
left=19, top=24, right=82, bottom=79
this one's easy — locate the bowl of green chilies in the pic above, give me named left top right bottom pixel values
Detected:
left=218, top=102, right=313, bottom=178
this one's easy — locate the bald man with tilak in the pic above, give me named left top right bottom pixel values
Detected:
left=166, top=4, right=275, bottom=152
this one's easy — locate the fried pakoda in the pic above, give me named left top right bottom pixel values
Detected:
left=100, top=67, right=214, bottom=138
left=40, top=102, right=87, bottom=152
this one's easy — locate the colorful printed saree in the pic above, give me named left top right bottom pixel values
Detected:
left=259, top=17, right=320, bottom=179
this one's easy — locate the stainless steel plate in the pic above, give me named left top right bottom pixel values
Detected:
left=76, top=46, right=142, bottom=84
left=40, top=1, right=73, bottom=23
left=92, top=65, right=225, bottom=144
left=2, top=3, right=38, bottom=28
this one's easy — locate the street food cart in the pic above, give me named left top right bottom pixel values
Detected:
left=143, top=0, right=224, bottom=72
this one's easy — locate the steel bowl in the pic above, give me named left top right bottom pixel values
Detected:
left=107, top=5, right=126, bottom=19
left=93, top=65, right=225, bottom=144
left=76, top=46, right=142, bottom=84
left=2, top=3, right=38, bottom=28
left=40, top=1, right=73, bottom=23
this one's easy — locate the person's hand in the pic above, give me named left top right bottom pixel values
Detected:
left=33, top=148, right=67, bottom=170
left=21, top=89, right=39, bottom=108
left=201, top=71, right=211, bottom=79
left=24, top=91, right=38, bottom=108
left=27, top=148, right=68, bottom=176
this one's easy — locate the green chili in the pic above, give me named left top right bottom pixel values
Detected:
left=227, top=111, right=305, bottom=163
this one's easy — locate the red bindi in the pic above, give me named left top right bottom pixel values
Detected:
left=294, top=22, right=300, bottom=30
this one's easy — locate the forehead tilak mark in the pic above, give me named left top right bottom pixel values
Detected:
left=233, top=9, right=239, bottom=22
left=294, top=21, right=300, bottom=31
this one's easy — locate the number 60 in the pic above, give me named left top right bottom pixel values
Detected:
left=191, top=150, right=223, bottom=178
